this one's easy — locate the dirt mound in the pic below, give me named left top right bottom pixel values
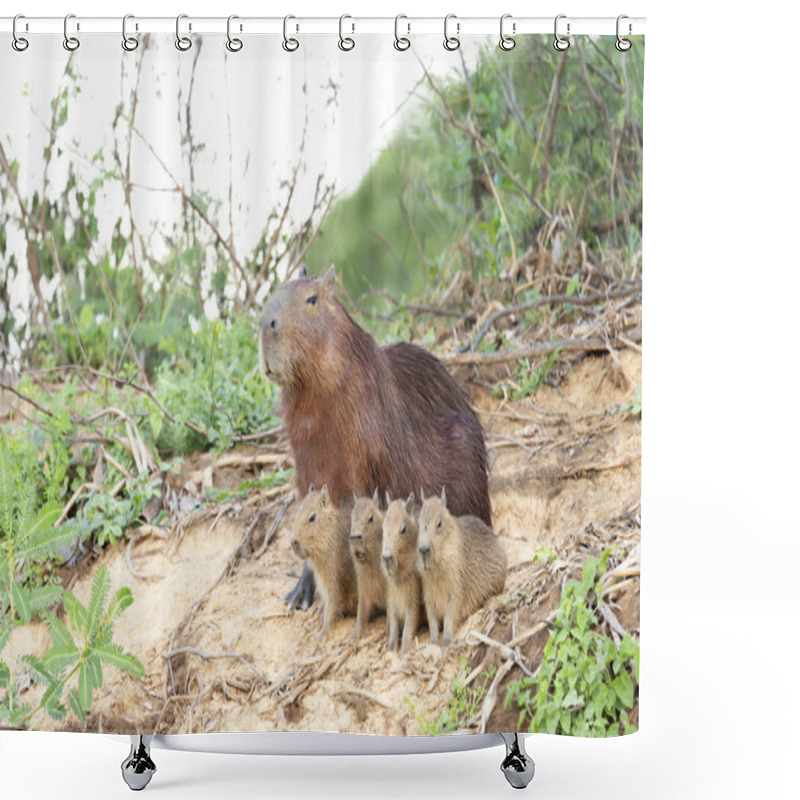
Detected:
left=7, top=346, right=640, bottom=736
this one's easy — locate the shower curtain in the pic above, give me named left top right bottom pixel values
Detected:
left=0, top=20, right=642, bottom=739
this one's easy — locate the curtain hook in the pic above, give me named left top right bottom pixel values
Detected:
left=122, top=14, right=139, bottom=51
left=553, top=14, right=570, bottom=51
left=443, top=13, right=460, bottom=51
left=226, top=14, right=243, bottom=52
left=175, top=13, right=192, bottom=51
left=499, top=13, right=516, bottom=51
left=282, top=15, right=299, bottom=52
left=63, top=13, right=80, bottom=51
left=12, top=14, right=29, bottom=52
left=394, top=14, right=410, bottom=51
left=338, top=14, right=355, bottom=51
left=616, top=15, right=632, bottom=51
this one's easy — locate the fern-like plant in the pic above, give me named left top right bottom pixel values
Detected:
left=7, top=565, right=144, bottom=727
left=0, top=440, right=76, bottom=630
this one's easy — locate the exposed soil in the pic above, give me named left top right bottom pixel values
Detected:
left=6, top=346, right=641, bottom=736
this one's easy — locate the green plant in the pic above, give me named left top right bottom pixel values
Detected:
left=409, top=658, right=496, bottom=735
left=618, top=386, right=642, bottom=417
left=0, top=437, right=76, bottom=631
left=1, top=564, right=143, bottom=728
left=505, top=551, right=639, bottom=736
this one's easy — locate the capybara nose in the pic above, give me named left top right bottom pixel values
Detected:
left=419, top=544, right=431, bottom=557
left=382, top=553, right=394, bottom=565
left=350, top=534, right=363, bottom=543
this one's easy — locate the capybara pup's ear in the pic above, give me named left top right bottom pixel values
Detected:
left=320, top=485, right=330, bottom=506
left=372, top=487, right=380, bottom=504
left=440, top=486, right=447, bottom=507
left=420, top=487, right=426, bottom=502
left=297, top=264, right=308, bottom=278
left=308, top=483, right=316, bottom=494
left=385, top=490, right=392, bottom=507
left=405, top=493, right=415, bottom=514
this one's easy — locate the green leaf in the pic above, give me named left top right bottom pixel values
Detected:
left=20, top=654, right=53, bottom=686
left=11, top=580, right=31, bottom=624
left=102, top=587, right=134, bottom=627
left=28, top=584, right=64, bottom=613
left=77, top=663, right=92, bottom=711
left=613, top=671, right=634, bottom=709
left=68, top=688, right=85, bottom=723
left=42, top=645, right=80, bottom=672
left=94, top=642, right=146, bottom=678
left=0, top=661, right=10, bottom=688
left=43, top=611, right=76, bottom=650
left=87, top=565, right=111, bottom=641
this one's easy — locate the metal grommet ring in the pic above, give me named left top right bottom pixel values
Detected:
left=12, top=14, right=29, bottom=52
left=338, top=14, right=355, bottom=51
left=443, top=13, right=460, bottom=51
left=122, top=14, right=139, bottom=51
left=394, top=14, right=410, bottom=51
left=499, top=13, right=516, bottom=51
left=615, top=15, right=632, bottom=51
left=553, top=14, right=570, bottom=51
left=282, top=15, right=299, bottom=52
left=175, top=13, right=192, bottom=51
left=226, top=14, right=243, bottom=52
left=63, top=13, right=80, bottom=51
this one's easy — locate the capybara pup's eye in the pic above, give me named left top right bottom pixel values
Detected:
left=306, top=294, right=317, bottom=305
left=309, top=513, right=316, bottom=523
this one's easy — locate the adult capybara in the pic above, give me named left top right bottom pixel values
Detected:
left=290, top=484, right=357, bottom=642
left=349, top=489, right=388, bottom=640
left=417, top=489, right=506, bottom=648
left=258, top=265, right=491, bottom=610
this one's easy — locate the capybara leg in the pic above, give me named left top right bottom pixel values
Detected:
left=285, top=561, right=316, bottom=610
left=387, top=612, right=399, bottom=651
left=425, top=601, right=439, bottom=646
left=442, top=599, right=456, bottom=647
left=353, top=595, right=368, bottom=640
left=401, top=604, right=419, bottom=657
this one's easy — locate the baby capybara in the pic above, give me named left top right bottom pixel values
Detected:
left=290, top=484, right=357, bottom=642
left=417, top=489, right=507, bottom=648
left=381, top=493, right=422, bottom=657
left=258, top=265, right=490, bottom=610
left=349, top=489, right=388, bottom=640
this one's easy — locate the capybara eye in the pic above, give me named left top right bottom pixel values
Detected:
left=306, top=294, right=318, bottom=305
left=309, top=513, right=316, bottom=523
left=437, top=519, right=442, bottom=529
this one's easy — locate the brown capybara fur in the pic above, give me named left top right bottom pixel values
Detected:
left=290, top=485, right=357, bottom=641
left=417, top=489, right=506, bottom=647
left=258, top=266, right=491, bottom=608
left=349, top=489, right=388, bottom=640
left=381, top=493, right=422, bottom=657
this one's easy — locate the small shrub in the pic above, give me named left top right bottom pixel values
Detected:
left=505, top=551, right=639, bottom=736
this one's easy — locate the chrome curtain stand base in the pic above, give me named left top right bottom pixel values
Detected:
left=121, top=735, right=156, bottom=791
left=499, top=733, right=535, bottom=789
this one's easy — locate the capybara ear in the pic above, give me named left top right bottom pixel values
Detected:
left=308, top=483, right=316, bottom=494
left=320, top=485, right=330, bottom=506
left=440, top=486, right=447, bottom=507
left=385, top=490, right=392, bottom=507
left=353, top=491, right=358, bottom=504
left=321, top=265, right=336, bottom=292
left=420, top=487, right=426, bottom=502
left=297, top=264, right=308, bottom=279
left=405, top=492, right=415, bottom=513
left=372, top=487, right=379, bottom=504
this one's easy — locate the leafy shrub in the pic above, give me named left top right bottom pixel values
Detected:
left=1, top=565, right=143, bottom=727
left=505, top=551, right=639, bottom=736
left=147, top=315, right=279, bottom=453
